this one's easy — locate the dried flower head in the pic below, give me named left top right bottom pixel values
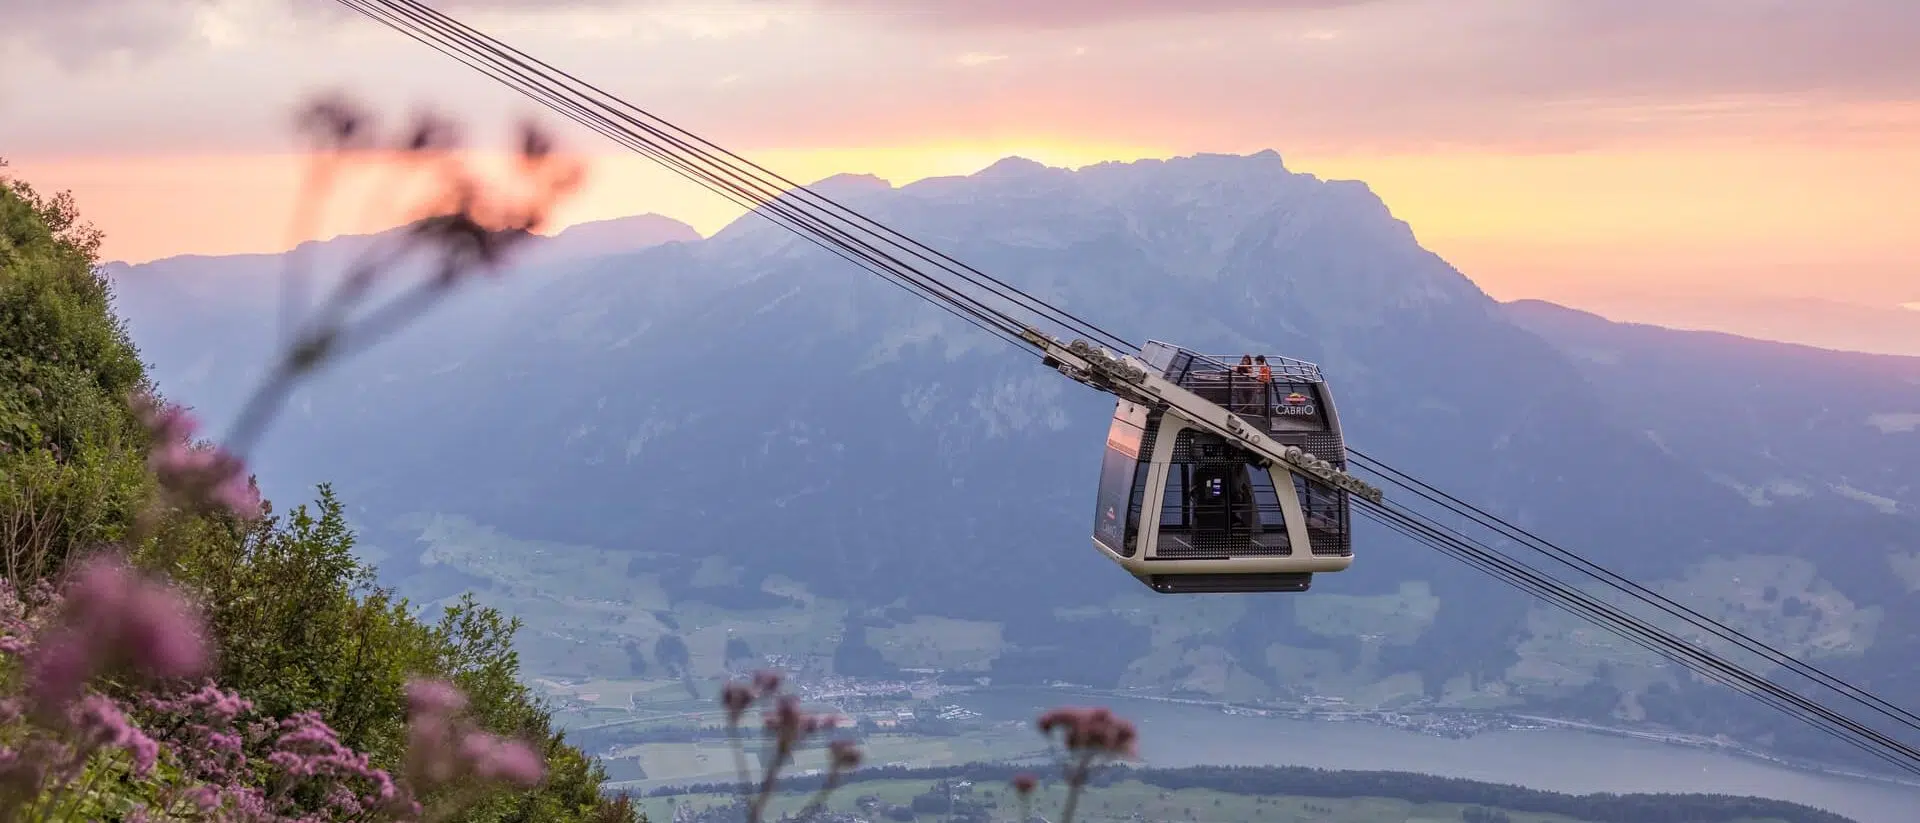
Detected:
left=296, top=93, right=375, bottom=152
left=518, top=121, right=553, bottom=163
left=827, top=738, right=862, bottom=771
left=403, top=109, right=462, bottom=153
left=751, top=669, right=783, bottom=695
left=1036, top=706, right=1138, bottom=759
left=721, top=682, right=755, bottom=724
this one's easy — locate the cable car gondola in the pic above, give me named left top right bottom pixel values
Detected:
left=1090, top=342, right=1356, bottom=594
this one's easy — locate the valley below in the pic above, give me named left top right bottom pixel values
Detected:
left=547, top=672, right=1920, bottom=823
left=99, top=149, right=1920, bottom=823
left=351, top=504, right=1920, bottom=823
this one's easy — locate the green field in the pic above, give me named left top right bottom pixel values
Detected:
left=636, top=777, right=1806, bottom=823
left=393, top=509, right=1894, bottom=734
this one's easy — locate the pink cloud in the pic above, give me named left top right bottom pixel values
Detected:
left=6, top=0, right=1920, bottom=157
left=786, top=0, right=1381, bottom=29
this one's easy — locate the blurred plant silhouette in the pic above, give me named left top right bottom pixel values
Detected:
left=2, top=87, right=1139, bottom=822
left=0, top=92, right=624, bottom=821
left=711, top=670, right=1136, bottom=823
left=231, top=91, right=584, bottom=462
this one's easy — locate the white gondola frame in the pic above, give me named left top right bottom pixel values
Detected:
left=1093, top=404, right=1353, bottom=581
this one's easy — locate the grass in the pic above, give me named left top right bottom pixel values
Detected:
left=394, top=510, right=1892, bottom=725
left=1101, top=590, right=1250, bottom=646
left=395, top=512, right=862, bottom=680
left=1494, top=553, right=1883, bottom=710
left=1120, top=643, right=1274, bottom=703
left=867, top=616, right=1006, bottom=671
left=853, top=731, right=1049, bottom=769
left=1654, top=555, right=1881, bottom=662
left=1292, top=581, right=1441, bottom=646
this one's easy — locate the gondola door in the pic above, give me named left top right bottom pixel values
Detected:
left=1190, top=462, right=1231, bottom=540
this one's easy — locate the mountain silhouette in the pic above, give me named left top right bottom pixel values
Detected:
left=108, top=152, right=1920, bottom=772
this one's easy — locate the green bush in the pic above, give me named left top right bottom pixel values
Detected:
left=0, top=157, right=640, bottom=822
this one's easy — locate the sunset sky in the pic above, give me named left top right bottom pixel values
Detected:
left=3, top=0, right=1917, bottom=352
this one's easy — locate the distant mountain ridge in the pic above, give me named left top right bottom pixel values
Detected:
left=1523, top=291, right=1920, bottom=358
left=105, top=151, right=1920, bottom=775
left=1504, top=299, right=1920, bottom=513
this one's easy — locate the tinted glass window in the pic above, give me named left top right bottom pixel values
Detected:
left=1093, top=405, right=1147, bottom=553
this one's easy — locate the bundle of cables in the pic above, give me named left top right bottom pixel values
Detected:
left=335, top=0, right=1920, bottom=777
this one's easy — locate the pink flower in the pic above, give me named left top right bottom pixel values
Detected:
left=119, top=584, right=209, bottom=679
left=404, top=685, right=546, bottom=792
left=405, top=678, right=467, bottom=718
left=0, top=741, right=58, bottom=800
left=210, top=472, right=262, bottom=520
left=22, top=635, right=91, bottom=712
left=69, top=694, right=160, bottom=775
left=187, top=786, right=220, bottom=812
left=23, top=555, right=210, bottom=713
left=128, top=393, right=262, bottom=520
left=463, top=732, right=545, bottom=787
left=1012, top=773, right=1038, bottom=795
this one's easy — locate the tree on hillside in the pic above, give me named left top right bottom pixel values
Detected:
left=0, top=156, right=155, bottom=583
left=725, top=635, right=754, bottom=665
left=654, top=633, right=691, bottom=673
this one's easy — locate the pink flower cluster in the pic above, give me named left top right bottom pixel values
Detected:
left=401, top=679, right=545, bottom=792
left=0, top=560, right=545, bottom=820
left=18, top=554, right=210, bottom=714
left=137, top=683, right=259, bottom=790
left=129, top=392, right=262, bottom=520
left=0, top=93, right=592, bottom=823
left=0, top=565, right=206, bottom=816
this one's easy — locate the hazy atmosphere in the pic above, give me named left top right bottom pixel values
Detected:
left=3, top=2, right=1918, bottom=823
left=5, top=0, right=1918, bottom=353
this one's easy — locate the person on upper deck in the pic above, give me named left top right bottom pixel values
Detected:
left=1255, top=356, right=1274, bottom=410
left=1234, top=355, right=1255, bottom=412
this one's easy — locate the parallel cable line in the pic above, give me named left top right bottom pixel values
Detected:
left=333, top=0, right=1920, bottom=775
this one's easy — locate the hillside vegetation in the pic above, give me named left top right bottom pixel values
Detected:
left=0, top=156, right=641, bottom=820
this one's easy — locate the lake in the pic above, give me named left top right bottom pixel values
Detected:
left=952, top=689, right=1920, bottom=823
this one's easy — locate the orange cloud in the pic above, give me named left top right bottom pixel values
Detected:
left=8, top=0, right=1915, bottom=357
left=20, top=136, right=1916, bottom=312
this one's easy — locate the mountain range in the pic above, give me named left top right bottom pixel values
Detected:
left=1530, top=290, right=1920, bottom=359
left=103, top=151, right=1920, bottom=773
